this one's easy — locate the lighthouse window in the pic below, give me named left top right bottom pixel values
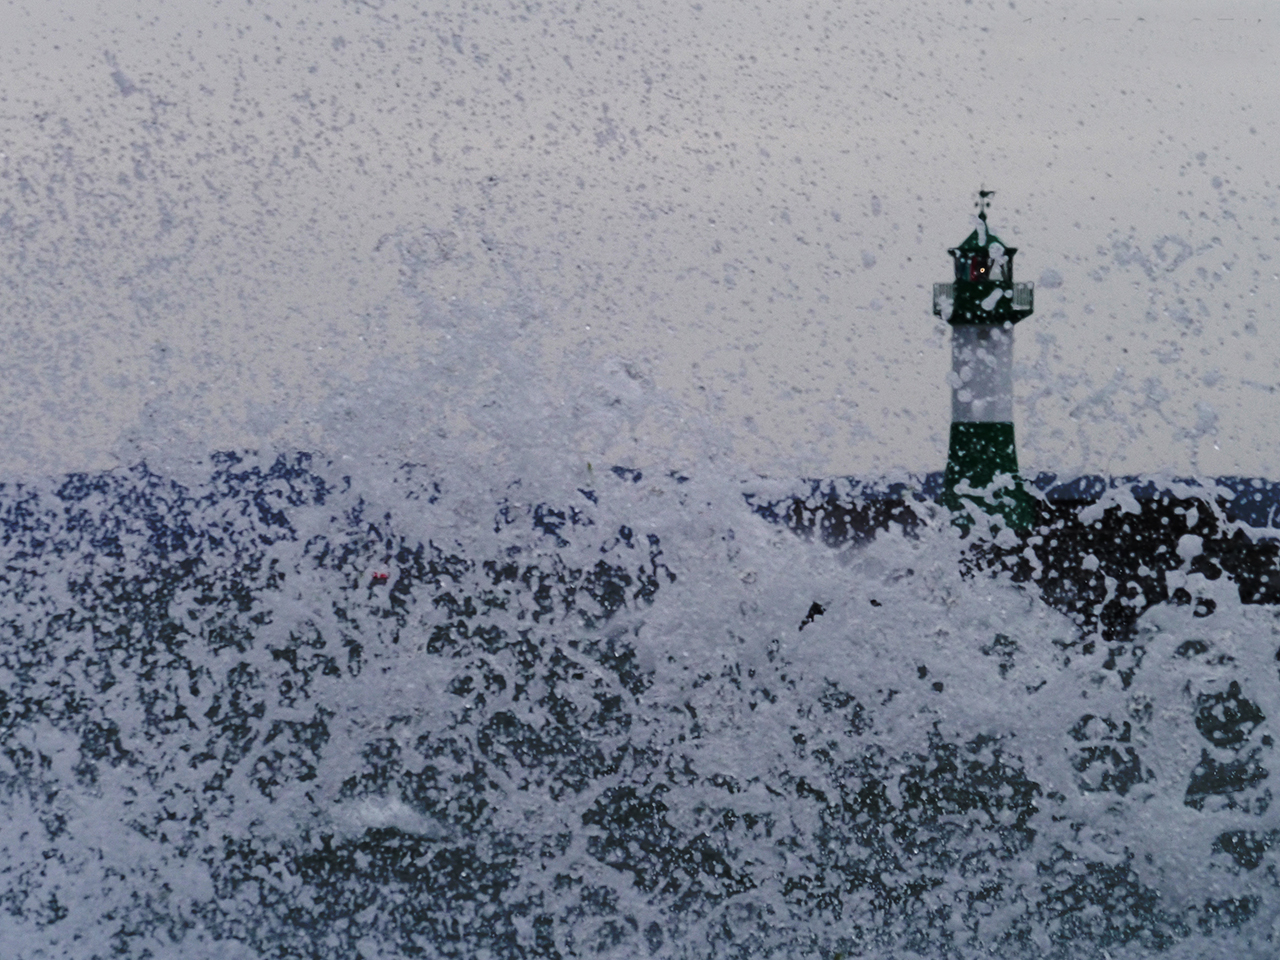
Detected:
left=956, top=252, right=993, bottom=281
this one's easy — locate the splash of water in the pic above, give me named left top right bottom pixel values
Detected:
left=1, top=436, right=1278, bottom=958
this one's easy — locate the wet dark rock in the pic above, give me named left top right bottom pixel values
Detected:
left=1194, top=681, right=1265, bottom=750
left=1213, top=829, right=1280, bottom=870
left=1068, top=715, right=1152, bottom=796
left=1185, top=749, right=1270, bottom=810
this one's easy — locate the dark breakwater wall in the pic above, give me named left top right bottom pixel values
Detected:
left=749, top=474, right=1280, bottom=648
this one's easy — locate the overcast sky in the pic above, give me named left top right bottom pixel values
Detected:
left=2, top=0, right=1277, bottom=480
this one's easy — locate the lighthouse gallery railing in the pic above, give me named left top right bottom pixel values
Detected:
left=932, top=281, right=1033, bottom=317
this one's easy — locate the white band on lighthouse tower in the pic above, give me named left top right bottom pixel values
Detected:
left=950, top=324, right=1013, bottom=424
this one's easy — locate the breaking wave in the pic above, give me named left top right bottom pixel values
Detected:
left=2, top=451, right=1278, bottom=958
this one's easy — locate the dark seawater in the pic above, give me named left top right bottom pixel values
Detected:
left=2, top=454, right=1278, bottom=958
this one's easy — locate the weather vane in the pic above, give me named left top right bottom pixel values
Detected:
left=976, top=187, right=995, bottom=219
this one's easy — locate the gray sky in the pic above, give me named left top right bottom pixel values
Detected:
left=2, top=0, right=1277, bottom=479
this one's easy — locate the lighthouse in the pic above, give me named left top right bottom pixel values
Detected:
left=933, top=191, right=1034, bottom=529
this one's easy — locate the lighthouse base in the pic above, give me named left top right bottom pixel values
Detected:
left=943, top=421, right=1033, bottom=531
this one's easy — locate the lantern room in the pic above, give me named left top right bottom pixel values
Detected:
left=949, top=237, right=1014, bottom=284
left=932, top=191, right=1034, bottom=326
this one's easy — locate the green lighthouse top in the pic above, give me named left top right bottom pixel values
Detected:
left=951, top=213, right=1012, bottom=257
left=932, top=191, right=1034, bottom=326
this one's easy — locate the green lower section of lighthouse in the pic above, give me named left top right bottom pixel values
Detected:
left=943, top=421, right=1033, bottom=530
